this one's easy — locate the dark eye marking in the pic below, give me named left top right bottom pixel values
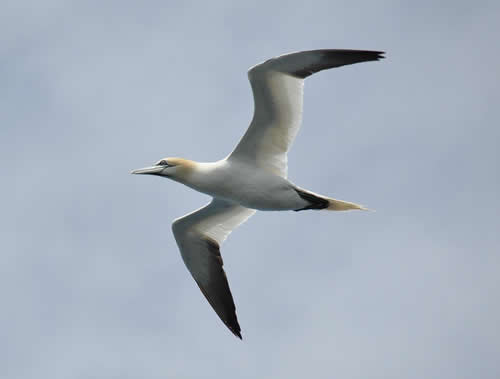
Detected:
left=157, top=160, right=169, bottom=166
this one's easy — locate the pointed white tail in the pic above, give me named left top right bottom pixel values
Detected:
left=325, top=197, right=371, bottom=211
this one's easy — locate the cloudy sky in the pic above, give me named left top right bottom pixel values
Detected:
left=2, top=1, right=499, bottom=378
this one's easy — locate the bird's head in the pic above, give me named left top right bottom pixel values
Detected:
left=131, top=157, right=195, bottom=180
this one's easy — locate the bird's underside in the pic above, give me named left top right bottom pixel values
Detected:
left=133, top=49, right=384, bottom=339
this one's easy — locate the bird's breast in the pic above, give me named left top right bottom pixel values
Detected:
left=180, top=161, right=305, bottom=211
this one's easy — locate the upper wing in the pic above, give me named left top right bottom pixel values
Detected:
left=229, top=49, right=384, bottom=177
left=171, top=199, right=256, bottom=339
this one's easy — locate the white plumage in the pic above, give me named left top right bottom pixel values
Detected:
left=132, top=49, right=385, bottom=338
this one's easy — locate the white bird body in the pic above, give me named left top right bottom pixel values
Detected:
left=132, top=49, right=385, bottom=339
left=170, top=159, right=306, bottom=211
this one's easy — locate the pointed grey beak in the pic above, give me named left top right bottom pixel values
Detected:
left=130, top=166, right=165, bottom=175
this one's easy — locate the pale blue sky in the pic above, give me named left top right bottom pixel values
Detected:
left=1, top=1, right=499, bottom=378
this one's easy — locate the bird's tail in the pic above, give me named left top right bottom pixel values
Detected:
left=324, top=197, right=371, bottom=211
left=294, top=188, right=372, bottom=212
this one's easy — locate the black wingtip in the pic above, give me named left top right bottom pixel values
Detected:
left=226, top=321, right=242, bottom=339
left=290, top=49, right=386, bottom=78
left=324, top=49, right=386, bottom=63
left=374, top=51, right=386, bottom=60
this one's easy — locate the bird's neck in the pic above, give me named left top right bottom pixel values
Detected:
left=172, top=160, right=225, bottom=194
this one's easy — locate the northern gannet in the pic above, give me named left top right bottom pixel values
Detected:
left=132, top=49, right=385, bottom=339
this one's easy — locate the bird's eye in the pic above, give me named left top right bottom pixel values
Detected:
left=157, top=160, right=169, bottom=166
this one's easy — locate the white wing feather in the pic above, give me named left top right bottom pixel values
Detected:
left=229, top=49, right=384, bottom=178
left=171, top=199, right=255, bottom=338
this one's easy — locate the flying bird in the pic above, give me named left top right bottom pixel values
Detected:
left=132, top=49, right=384, bottom=339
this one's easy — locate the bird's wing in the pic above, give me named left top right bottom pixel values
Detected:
left=171, top=198, right=256, bottom=339
left=228, top=49, right=384, bottom=177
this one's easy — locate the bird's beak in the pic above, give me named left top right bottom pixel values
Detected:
left=130, top=166, right=165, bottom=175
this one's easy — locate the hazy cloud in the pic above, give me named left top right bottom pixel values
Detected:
left=1, top=1, right=499, bottom=378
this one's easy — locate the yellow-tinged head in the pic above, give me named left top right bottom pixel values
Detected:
left=130, top=157, right=196, bottom=179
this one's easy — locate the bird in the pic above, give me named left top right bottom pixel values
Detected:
left=132, top=49, right=385, bottom=339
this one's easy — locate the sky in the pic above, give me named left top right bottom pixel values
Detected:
left=1, top=0, right=500, bottom=378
